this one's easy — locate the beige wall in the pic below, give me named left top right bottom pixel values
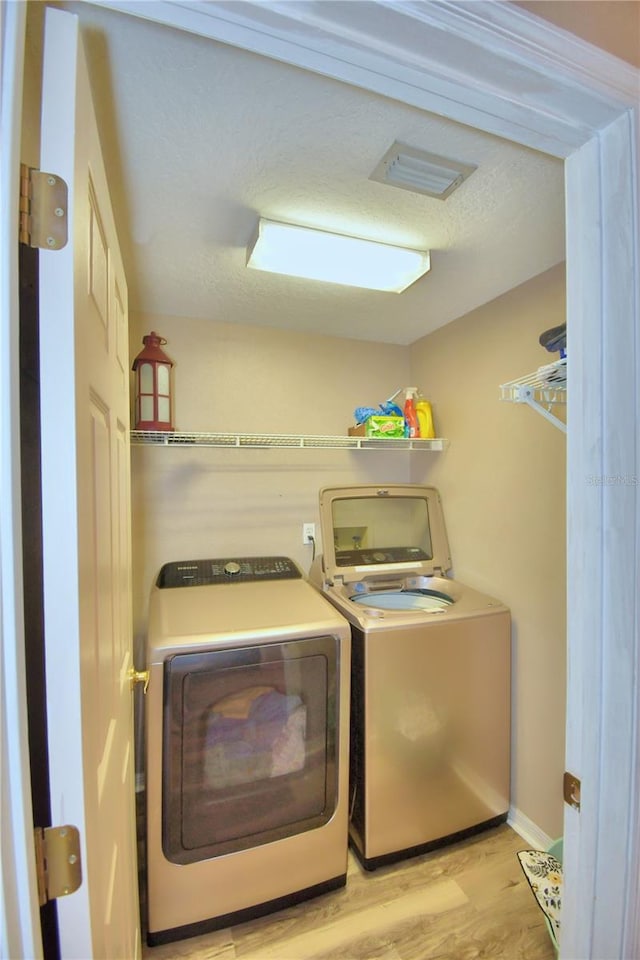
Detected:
left=514, top=1, right=640, bottom=68
left=129, top=314, right=411, bottom=646
left=409, top=263, right=567, bottom=838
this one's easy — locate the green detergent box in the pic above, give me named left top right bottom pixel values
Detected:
left=349, top=416, right=405, bottom=438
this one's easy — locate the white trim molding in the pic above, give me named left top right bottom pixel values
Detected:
left=564, top=107, right=640, bottom=960
left=508, top=806, right=554, bottom=852
left=91, top=0, right=639, bottom=157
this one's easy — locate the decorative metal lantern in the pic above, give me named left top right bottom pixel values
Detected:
left=131, top=331, right=174, bottom=431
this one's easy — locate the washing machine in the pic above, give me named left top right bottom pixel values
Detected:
left=310, top=485, right=511, bottom=871
left=144, top=555, right=351, bottom=945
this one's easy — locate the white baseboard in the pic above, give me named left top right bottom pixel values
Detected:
left=507, top=805, right=554, bottom=850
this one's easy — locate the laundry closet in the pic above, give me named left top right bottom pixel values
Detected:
left=130, top=260, right=567, bottom=852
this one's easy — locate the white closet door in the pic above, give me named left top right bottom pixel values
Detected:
left=39, top=8, right=140, bottom=958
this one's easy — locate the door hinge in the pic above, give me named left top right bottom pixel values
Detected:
left=19, top=164, right=68, bottom=250
left=563, top=770, right=581, bottom=811
left=34, top=825, right=82, bottom=906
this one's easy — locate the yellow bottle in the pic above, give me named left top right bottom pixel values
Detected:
left=415, top=398, right=435, bottom=438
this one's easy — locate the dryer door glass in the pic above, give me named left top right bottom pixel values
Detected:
left=162, top=635, right=338, bottom=864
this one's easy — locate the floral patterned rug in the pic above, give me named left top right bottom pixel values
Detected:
left=517, top=849, right=563, bottom=950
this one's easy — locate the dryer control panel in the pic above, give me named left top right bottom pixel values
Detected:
left=157, top=556, right=301, bottom=588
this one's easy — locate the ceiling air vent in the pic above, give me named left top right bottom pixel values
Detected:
left=370, top=142, right=477, bottom=200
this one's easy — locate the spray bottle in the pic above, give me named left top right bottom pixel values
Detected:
left=403, top=387, right=420, bottom=438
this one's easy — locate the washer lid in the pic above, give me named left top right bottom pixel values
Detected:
left=318, top=484, right=452, bottom=584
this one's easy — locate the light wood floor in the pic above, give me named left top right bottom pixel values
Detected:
left=139, top=818, right=555, bottom=960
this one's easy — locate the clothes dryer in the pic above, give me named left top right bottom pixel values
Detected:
left=145, top=556, right=350, bottom=944
left=310, top=485, right=510, bottom=871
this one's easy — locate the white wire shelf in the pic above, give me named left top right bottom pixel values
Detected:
left=130, top=430, right=447, bottom=451
left=500, top=358, right=566, bottom=433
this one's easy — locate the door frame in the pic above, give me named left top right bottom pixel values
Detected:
left=2, top=2, right=638, bottom=957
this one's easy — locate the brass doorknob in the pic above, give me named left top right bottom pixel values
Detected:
left=128, top=668, right=150, bottom=694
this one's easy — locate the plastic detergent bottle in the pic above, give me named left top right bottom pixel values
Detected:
left=403, top=387, right=420, bottom=438
left=415, top=396, right=436, bottom=439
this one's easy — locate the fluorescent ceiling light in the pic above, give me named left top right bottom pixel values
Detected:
left=246, top=219, right=430, bottom=293
left=370, top=142, right=477, bottom=200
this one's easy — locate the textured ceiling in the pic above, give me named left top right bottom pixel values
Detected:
left=63, top=1, right=565, bottom=345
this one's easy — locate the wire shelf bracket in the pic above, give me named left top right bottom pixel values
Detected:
left=500, top=359, right=567, bottom=434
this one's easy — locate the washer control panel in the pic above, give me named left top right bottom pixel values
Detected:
left=156, top=556, right=301, bottom=588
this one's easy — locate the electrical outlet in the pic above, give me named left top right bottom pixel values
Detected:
left=303, top=523, right=316, bottom=545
